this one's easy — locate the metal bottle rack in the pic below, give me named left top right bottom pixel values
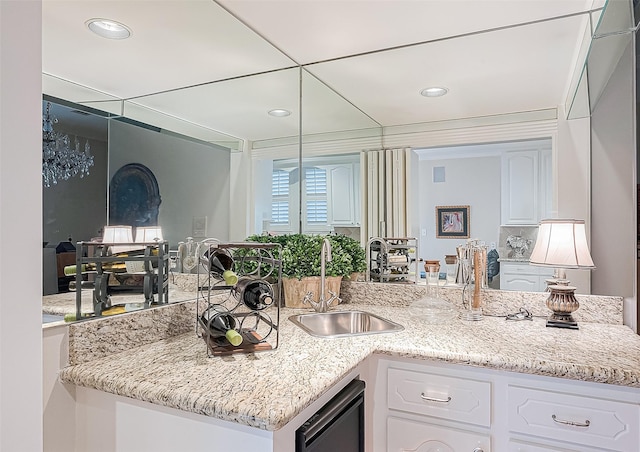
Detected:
left=196, top=239, right=282, bottom=357
left=366, top=237, right=418, bottom=283
left=75, top=240, right=170, bottom=318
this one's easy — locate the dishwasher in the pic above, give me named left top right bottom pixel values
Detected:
left=295, top=379, right=365, bottom=452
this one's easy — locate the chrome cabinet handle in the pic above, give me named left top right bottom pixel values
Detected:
left=420, top=393, right=451, bottom=403
left=552, top=414, right=591, bottom=427
left=473, top=448, right=484, bottom=452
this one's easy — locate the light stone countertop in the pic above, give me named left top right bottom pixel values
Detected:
left=59, top=298, right=640, bottom=431
left=42, top=285, right=198, bottom=317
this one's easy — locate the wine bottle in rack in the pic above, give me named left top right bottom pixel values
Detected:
left=207, top=248, right=238, bottom=286
left=200, top=305, right=243, bottom=346
left=234, top=276, right=274, bottom=311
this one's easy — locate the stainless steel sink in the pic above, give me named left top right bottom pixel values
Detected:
left=289, top=310, right=404, bottom=338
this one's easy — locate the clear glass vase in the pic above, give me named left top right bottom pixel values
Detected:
left=460, top=249, right=486, bottom=321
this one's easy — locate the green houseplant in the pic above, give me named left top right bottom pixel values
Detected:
left=244, top=233, right=365, bottom=308
left=328, top=233, right=367, bottom=280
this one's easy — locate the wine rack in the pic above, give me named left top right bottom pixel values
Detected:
left=196, top=239, right=282, bottom=357
left=75, top=240, right=170, bottom=318
left=366, top=237, right=418, bottom=284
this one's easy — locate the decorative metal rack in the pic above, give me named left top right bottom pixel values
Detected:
left=366, top=237, right=418, bottom=283
left=196, top=239, right=282, bottom=357
left=74, top=240, right=170, bottom=318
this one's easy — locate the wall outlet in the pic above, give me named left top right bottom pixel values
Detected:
left=421, top=228, right=427, bottom=236
left=192, top=216, right=207, bottom=237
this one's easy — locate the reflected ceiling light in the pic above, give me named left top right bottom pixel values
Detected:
left=268, top=109, right=291, bottom=117
left=86, top=18, right=131, bottom=39
left=420, top=87, right=449, bottom=97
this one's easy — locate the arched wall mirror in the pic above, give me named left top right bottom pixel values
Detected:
left=42, top=0, right=638, bottom=325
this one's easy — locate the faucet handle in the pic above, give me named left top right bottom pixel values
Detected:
left=303, top=291, right=314, bottom=303
left=303, top=291, right=318, bottom=310
left=327, top=290, right=342, bottom=305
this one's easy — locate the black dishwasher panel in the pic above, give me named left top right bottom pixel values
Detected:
left=295, top=379, right=365, bottom=452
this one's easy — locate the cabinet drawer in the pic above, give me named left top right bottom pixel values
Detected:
left=501, top=263, right=535, bottom=274
left=508, top=439, right=601, bottom=452
left=501, top=263, right=553, bottom=276
left=508, top=386, right=639, bottom=451
left=388, top=416, right=490, bottom=452
left=388, top=367, right=491, bottom=427
left=500, top=274, right=539, bottom=292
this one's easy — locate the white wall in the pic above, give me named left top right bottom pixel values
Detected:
left=253, top=157, right=275, bottom=235
left=108, top=120, right=231, bottom=247
left=229, top=142, right=252, bottom=241
left=591, top=39, right=636, bottom=329
left=418, top=156, right=501, bottom=262
left=556, top=108, right=592, bottom=295
left=0, top=1, right=43, bottom=450
left=43, top=325, right=75, bottom=452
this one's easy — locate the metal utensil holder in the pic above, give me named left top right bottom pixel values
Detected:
left=196, top=239, right=282, bottom=356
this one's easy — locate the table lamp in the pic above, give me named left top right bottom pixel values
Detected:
left=102, top=225, right=136, bottom=254
left=529, top=219, right=595, bottom=329
left=135, top=226, right=163, bottom=243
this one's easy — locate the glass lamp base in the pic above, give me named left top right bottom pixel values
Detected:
left=462, top=308, right=483, bottom=321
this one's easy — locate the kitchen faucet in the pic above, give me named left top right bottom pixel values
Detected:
left=303, top=238, right=341, bottom=313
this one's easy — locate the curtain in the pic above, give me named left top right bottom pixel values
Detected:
left=361, top=147, right=413, bottom=241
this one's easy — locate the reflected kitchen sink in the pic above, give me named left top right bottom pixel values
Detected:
left=289, top=310, right=404, bottom=338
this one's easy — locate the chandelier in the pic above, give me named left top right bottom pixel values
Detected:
left=42, top=102, right=94, bottom=187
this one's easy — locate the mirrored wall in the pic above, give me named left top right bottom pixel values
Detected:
left=42, top=0, right=635, bottom=320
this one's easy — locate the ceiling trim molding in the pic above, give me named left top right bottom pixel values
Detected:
left=251, top=117, right=558, bottom=162
left=382, top=118, right=558, bottom=151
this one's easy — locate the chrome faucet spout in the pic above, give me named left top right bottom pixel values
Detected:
left=320, top=238, right=331, bottom=304
left=304, top=238, right=341, bottom=313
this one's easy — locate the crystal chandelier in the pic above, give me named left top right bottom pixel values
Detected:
left=42, top=102, right=94, bottom=187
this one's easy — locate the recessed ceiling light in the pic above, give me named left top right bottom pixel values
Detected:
left=268, top=109, right=291, bottom=117
left=86, top=19, right=131, bottom=39
left=420, top=87, right=449, bottom=98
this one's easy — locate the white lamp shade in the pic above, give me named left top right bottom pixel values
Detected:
left=135, top=226, right=163, bottom=243
left=529, top=219, right=595, bottom=269
left=102, top=225, right=136, bottom=254
left=102, top=225, right=133, bottom=243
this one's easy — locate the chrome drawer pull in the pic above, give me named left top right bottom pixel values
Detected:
left=552, top=414, right=591, bottom=427
left=420, top=393, right=451, bottom=403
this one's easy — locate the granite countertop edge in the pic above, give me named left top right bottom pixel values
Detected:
left=58, top=304, right=640, bottom=432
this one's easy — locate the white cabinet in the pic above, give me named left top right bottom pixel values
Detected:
left=507, top=439, right=602, bottom=451
left=387, top=367, right=491, bottom=427
left=500, top=262, right=553, bottom=292
left=388, top=417, right=490, bottom=452
left=501, top=144, right=552, bottom=225
left=508, top=385, right=639, bottom=451
left=375, top=358, right=640, bottom=452
left=502, top=150, right=539, bottom=225
left=383, top=362, right=492, bottom=451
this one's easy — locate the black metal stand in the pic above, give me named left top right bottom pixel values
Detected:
left=75, top=240, right=169, bottom=318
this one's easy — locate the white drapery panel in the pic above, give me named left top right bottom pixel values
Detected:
left=361, top=147, right=413, bottom=241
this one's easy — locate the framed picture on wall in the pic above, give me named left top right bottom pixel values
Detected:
left=436, top=205, right=470, bottom=238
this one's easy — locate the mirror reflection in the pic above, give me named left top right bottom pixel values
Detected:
left=43, top=0, right=636, bottom=324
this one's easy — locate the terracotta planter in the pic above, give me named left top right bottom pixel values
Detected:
left=282, top=276, right=343, bottom=308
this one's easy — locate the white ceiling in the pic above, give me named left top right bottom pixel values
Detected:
left=42, top=0, right=607, bottom=145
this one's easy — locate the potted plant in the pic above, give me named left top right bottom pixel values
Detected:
left=244, top=233, right=363, bottom=308
left=329, top=233, right=367, bottom=281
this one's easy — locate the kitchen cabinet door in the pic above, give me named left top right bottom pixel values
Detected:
left=388, top=416, right=490, bottom=451
left=501, top=150, right=539, bottom=225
